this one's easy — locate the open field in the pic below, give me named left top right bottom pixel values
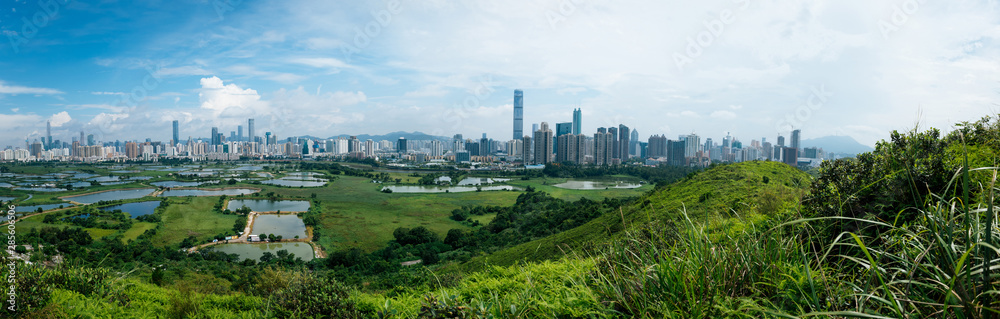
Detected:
left=151, top=196, right=240, bottom=247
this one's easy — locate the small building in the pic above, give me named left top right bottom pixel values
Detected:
left=248, top=235, right=259, bottom=242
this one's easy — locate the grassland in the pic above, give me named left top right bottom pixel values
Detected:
left=151, top=196, right=240, bottom=246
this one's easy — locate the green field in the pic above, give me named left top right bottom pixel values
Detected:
left=122, top=222, right=158, bottom=243
left=151, top=196, right=240, bottom=247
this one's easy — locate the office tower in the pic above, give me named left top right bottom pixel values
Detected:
left=790, top=129, right=801, bottom=152
left=265, top=132, right=272, bottom=146
left=704, top=138, right=713, bottom=152
left=594, top=129, right=614, bottom=165
left=397, top=137, right=407, bottom=153
left=618, top=124, right=630, bottom=160
left=684, top=133, right=700, bottom=158
left=777, top=135, right=785, bottom=147
left=237, top=125, right=243, bottom=142
left=46, top=121, right=52, bottom=149
left=555, top=122, right=572, bottom=151
left=532, top=123, right=539, bottom=134
left=29, top=140, right=43, bottom=157
left=782, top=147, right=798, bottom=166
left=533, top=122, right=553, bottom=165
left=211, top=127, right=219, bottom=145
left=86, top=134, right=94, bottom=146
left=453, top=134, right=464, bottom=152
left=513, top=89, right=523, bottom=140
left=247, top=119, right=255, bottom=144
left=172, top=120, right=179, bottom=145
left=572, top=108, right=582, bottom=135
left=80, top=131, right=84, bottom=146
left=608, top=127, right=619, bottom=159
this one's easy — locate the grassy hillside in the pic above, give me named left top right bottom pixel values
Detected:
left=459, top=161, right=811, bottom=269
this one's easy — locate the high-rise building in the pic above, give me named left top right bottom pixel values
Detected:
left=618, top=124, right=630, bottom=160
left=572, top=108, right=582, bottom=135
left=594, top=129, right=614, bottom=165
left=790, top=129, right=801, bottom=153
left=781, top=147, right=798, bottom=166
left=513, top=90, right=524, bottom=140
left=608, top=127, right=619, bottom=159
left=397, top=137, right=407, bottom=153
left=521, top=135, right=532, bottom=163
left=480, top=135, right=490, bottom=157
left=46, top=121, right=52, bottom=149
left=172, top=120, right=179, bottom=146
left=248, top=119, right=255, bottom=144
left=237, top=125, right=243, bottom=142
left=648, top=135, right=668, bottom=158
left=777, top=135, right=785, bottom=147
left=86, top=134, right=94, bottom=146
left=556, top=134, right=585, bottom=164
left=629, top=128, right=639, bottom=157
left=684, top=133, right=700, bottom=158
left=80, top=131, right=85, bottom=146
left=555, top=122, right=572, bottom=151
left=211, top=127, right=220, bottom=145
left=533, top=122, right=553, bottom=165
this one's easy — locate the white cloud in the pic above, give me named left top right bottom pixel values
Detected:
left=198, top=76, right=268, bottom=117
left=49, top=111, right=72, bottom=126
left=0, top=82, right=63, bottom=95
left=91, top=92, right=127, bottom=96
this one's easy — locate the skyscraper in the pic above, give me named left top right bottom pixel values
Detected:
left=513, top=90, right=523, bottom=140
left=608, top=127, right=619, bottom=159
left=521, top=135, right=532, bottom=163
left=594, top=129, right=614, bottom=165
left=777, top=135, right=785, bottom=147
left=46, top=121, right=52, bottom=149
left=248, top=118, right=255, bottom=144
left=572, top=108, right=582, bottom=135
left=790, top=129, right=801, bottom=153
left=618, top=124, right=630, bottom=160
left=172, top=120, right=179, bottom=145
left=397, top=137, right=407, bottom=153
left=211, top=127, right=219, bottom=145
left=237, top=125, right=243, bottom=142
left=533, top=122, right=553, bottom=165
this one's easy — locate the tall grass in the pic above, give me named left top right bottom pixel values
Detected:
left=589, top=167, right=999, bottom=318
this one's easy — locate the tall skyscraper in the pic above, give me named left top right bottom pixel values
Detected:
left=608, top=127, right=619, bottom=159
left=533, top=122, right=553, bottom=165
left=211, top=127, right=219, bottom=145
left=172, top=120, right=179, bottom=145
left=684, top=133, right=700, bottom=158
left=46, top=121, right=52, bottom=149
left=513, top=90, right=523, bottom=140
left=247, top=118, right=255, bottom=144
left=79, top=131, right=84, bottom=146
left=777, top=135, right=785, bottom=147
left=618, top=124, right=630, bottom=160
left=237, top=125, right=243, bottom=142
left=572, top=108, right=582, bottom=135
left=790, top=129, right=801, bottom=153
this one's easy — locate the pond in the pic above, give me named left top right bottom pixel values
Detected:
left=227, top=200, right=310, bottom=212
left=262, top=179, right=327, bottom=187
left=0, top=182, right=13, bottom=188
left=64, top=188, right=156, bottom=204
left=88, top=176, right=121, bottom=182
left=158, top=188, right=259, bottom=197
left=100, top=201, right=161, bottom=218
left=0, top=197, right=15, bottom=202
left=14, top=187, right=65, bottom=192
left=150, top=181, right=206, bottom=188
left=456, top=177, right=510, bottom=185
left=382, top=185, right=518, bottom=193
left=552, top=181, right=642, bottom=190
left=210, top=242, right=314, bottom=262
left=251, top=214, right=308, bottom=239
left=14, top=203, right=71, bottom=213
left=231, top=166, right=264, bottom=171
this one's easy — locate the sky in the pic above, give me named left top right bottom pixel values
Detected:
left=0, top=0, right=998, bottom=149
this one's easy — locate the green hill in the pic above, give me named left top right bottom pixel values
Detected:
left=459, top=161, right=811, bottom=270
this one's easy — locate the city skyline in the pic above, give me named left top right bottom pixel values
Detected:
left=2, top=1, right=999, bottom=149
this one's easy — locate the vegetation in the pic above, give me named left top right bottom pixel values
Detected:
left=5, top=115, right=999, bottom=318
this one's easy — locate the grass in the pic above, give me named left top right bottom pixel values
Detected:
left=505, top=175, right=650, bottom=202
left=151, top=196, right=240, bottom=247
left=122, top=222, right=158, bottom=243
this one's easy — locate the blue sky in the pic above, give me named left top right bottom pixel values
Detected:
left=1, top=0, right=998, bottom=149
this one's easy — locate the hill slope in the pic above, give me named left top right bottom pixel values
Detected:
left=461, top=161, right=811, bottom=268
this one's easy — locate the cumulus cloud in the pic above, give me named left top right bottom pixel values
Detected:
left=49, top=111, right=72, bottom=126
left=198, top=76, right=268, bottom=117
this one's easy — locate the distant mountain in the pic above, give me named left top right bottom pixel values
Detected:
left=327, top=131, right=451, bottom=141
left=801, top=136, right=874, bottom=155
